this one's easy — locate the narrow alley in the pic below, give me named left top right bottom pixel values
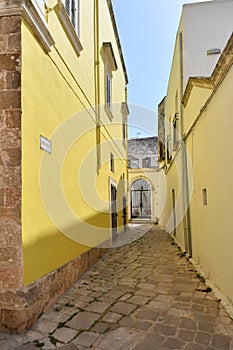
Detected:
left=1, top=225, right=233, bottom=350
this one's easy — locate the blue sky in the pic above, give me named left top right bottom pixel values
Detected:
left=111, top=0, right=211, bottom=138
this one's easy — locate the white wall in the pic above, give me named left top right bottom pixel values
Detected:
left=183, top=0, right=233, bottom=87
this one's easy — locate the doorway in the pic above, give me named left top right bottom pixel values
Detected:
left=130, top=179, right=151, bottom=220
left=111, top=184, right=118, bottom=241
left=122, top=195, right=127, bottom=233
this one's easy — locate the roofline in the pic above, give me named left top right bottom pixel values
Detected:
left=183, top=0, right=233, bottom=8
left=182, top=32, right=233, bottom=107
left=106, top=0, right=129, bottom=84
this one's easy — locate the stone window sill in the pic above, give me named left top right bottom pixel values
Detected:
left=54, top=1, right=83, bottom=57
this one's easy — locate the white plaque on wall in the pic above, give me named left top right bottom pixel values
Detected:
left=40, top=135, right=52, bottom=154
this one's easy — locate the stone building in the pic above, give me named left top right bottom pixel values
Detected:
left=0, top=0, right=128, bottom=332
left=158, top=0, right=233, bottom=317
left=128, top=137, right=159, bottom=223
left=128, top=136, right=158, bottom=169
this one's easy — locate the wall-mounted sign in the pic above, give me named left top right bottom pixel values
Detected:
left=40, top=135, right=52, bottom=154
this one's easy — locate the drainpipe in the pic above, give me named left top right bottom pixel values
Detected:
left=179, top=32, right=192, bottom=257
left=94, top=0, right=101, bottom=173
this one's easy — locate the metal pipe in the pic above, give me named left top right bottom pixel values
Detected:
left=94, top=0, right=101, bottom=172
left=179, top=31, right=192, bottom=257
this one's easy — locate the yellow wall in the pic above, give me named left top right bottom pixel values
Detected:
left=22, top=0, right=128, bottom=285
left=160, top=12, right=233, bottom=310
left=184, top=64, right=233, bottom=307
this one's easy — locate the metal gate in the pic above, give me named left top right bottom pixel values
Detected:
left=111, top=185, right=118, bottom=241
left=131, top=179, right=151, bottom=219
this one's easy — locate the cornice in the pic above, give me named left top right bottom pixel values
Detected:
left=54, top=1, right=83, bottom=57
left=106, top=0, right=128, bottom=84
left=182, top=33, right=233, bottom=107
left=0, top=0, right=55, bottom=53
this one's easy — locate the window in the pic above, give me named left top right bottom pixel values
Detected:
left=110, top=153, right=114, bottom=173
left=167, top=137, right=172, bottom=163
left=64, top=0, right=80, bottom=34
left=122, top=116, right=126, bottom=145
left=202, top=189, right=207, bottom=206
left=106, top=66, right=112, bottom=110
left=159, top=141, right=165, bottom=161
left=102, top=43, right=117, bottom=119
left=173, top=113, right=179, bottom=150
left=142, top=157, right=151, bottom=168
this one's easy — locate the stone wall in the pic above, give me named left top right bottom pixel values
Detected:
left=0, top=246, right=106, bottom=333
left=0, top=15, right=108, bottom=333
left=0, top=15, right=23, bottom=289
left=128, top=137, right=158, bottom=169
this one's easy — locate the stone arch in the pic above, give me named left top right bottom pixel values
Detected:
left=130, top=178, right=152, bottom=220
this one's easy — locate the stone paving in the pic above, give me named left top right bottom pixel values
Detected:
left=1, top=225, right=233, bottom=350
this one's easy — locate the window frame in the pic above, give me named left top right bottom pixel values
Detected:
left=173, top=112, right=179, bottom=151
left=105, top=63, right=112, bottom=111
left=142, top=157, right=151, bottom=168
left=110, top=153, right=115, bottom=173
left=63, top=0, right=80, bottom=35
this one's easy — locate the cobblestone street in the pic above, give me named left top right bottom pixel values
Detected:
left=1, top=225, right=233, bottom=350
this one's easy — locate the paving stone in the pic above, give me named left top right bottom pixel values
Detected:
left=180, top=318, right=197, bottom=330
left=135, top=308, right=160, bottom=321
left=132, top=341, right=159, bottom=350
left=2, top=226, right=233, bottom=350
left=95, top=327, right=142, bottom=350
left=119, top=315, right=133, bottom=327
left=91, top=322, right=110, bottom=334
left=148, top=300, right=168, bottom=310
left=36, top=338, right=57, bottom=350
left=42, top=310, right=71, bottom=324
left=66, top=312, right=100, bottom=330
left=110, top=301, right=137, bottom=315
left=120, top=293, right=133, bottom=301
left=168, top=307, right=191, bottom=317
left=178, top=329, right=195, bottom=342
left=131, top=320, right=152, bottom=330
left=195, top=331, right=211, bottom=345
left=141, top=333, right=165, bottom=346
left=72, top=331, right=99, bottom=347
left=53, top=327, right=78, bottom=343
left=135, top=289, right=155, bottom=297
left=198, top=321, right=214, bottom=332
left=183, top=344, right=204, bottom=350
left=137, top=282, right=155, bottom=291
left=86, top=301, right=110, bottom=313
left=127, top=295, right=150, bottom=305
left=153, top=323, right=176, bottom=336
left=104, top=290, right=125, bottom=299
left=161, top=337, right=184, bottom=349
left=102, top=312, right=122, bottom=323
left=89, top=291, right=104, bottom=298
left=211, top=334, right=231, bottom=349
left=30, top=319, right=57, bottom=334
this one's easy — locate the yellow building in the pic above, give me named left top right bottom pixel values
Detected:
left=0, top=0, right=129, bottom=332
left=158, top=0, right=233, bottom=317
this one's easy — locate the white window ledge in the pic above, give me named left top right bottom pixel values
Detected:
left=54, top=1, right=83, bottom=57
left=0, top=0, right=55, bottom=53
left=105, top=104, right=114, bottom=121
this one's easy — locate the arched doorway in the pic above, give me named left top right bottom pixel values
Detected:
left=130, top=179, right=151, bottom=220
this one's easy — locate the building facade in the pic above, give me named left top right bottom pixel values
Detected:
left=0, top=0, right=129, bottom=332
left=158, top=0, right=233, bottom=316
left=128, top=137, right=159, bottom=222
